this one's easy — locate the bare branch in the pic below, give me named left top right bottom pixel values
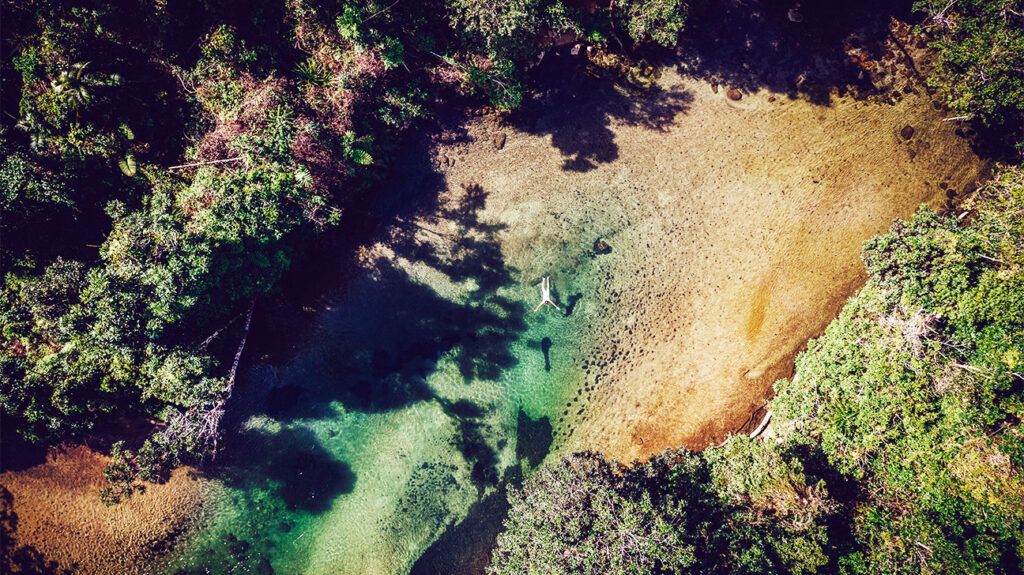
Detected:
left=168, top=157, right=244, bottom=170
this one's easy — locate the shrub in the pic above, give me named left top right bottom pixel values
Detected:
left=916, top=0, right=1024, bottom=151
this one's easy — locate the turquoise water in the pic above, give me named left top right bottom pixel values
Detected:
left=165, top=182, right=603, bottom=574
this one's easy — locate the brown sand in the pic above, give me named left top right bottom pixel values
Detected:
left=0, top=445, right=211, bottom=574
left=428, top=63, right=986, bottom=463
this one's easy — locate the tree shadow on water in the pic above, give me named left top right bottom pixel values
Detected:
left=539, top=337, right=552, bottom=372
left=515, top=410, right=553, bottom=470
left=439, top=399, right=502, bottom=490
left=233, top=127, right=531, bottom=573
left=263, top=178, right=526, bottom=420
left=409, top=410, right=552, bottom=575
left=409, top=482, right=513, bottom=575
left=563, top=293, right=583, bottom=317
left=279, top=260, right=524, bottom=417
left=216, top=426, right=355, bottom=514
left=390, top=182, right=517, bottom=299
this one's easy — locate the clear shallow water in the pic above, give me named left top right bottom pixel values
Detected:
left=165, top=193, right=604, bottom=574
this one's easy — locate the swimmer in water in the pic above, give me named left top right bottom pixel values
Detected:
left=533, top=276, right=559, bottom=312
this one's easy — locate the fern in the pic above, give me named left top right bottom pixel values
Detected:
left=295, top=57, right=330, bottom=87
left=342, top=131, right=374, bottom=167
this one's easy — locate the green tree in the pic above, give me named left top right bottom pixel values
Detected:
left=448, top=0, right=545, bottom=52
left=915, top=0, right=1024, bottom=150
left=490, top=452, right=695, bottom=575
left=772, top=167, right=1024, bottom=574
left=619, top=0, right=688, bottom=47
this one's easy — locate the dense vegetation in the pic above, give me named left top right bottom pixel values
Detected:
left=915, top=0, right=1024, bottom=151
left=492, top=442, right=834, bottom=574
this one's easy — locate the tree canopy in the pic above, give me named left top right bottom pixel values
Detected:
left=915, top=0, right=1024, bottom=152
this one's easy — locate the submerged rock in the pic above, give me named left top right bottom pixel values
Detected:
left=493, top=132, right=507, bottom=150
left=901, top=125, right=916, bottom=140
left=594, top=238, right=613, bottom=255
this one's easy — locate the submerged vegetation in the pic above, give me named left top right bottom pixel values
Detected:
left=2, top=0, right=1024, bottom=573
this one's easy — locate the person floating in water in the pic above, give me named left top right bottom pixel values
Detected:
left=533, top=276, right=559, bottom=312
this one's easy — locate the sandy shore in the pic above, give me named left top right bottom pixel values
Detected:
left=428, top=61, right=986, bottom=462
left=0, top=445, right=211, bottom=574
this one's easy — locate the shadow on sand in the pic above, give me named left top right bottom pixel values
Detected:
left=674, top=0, right=917, bottom=104
left=497, top=0, right=914, bottom=179
left=1, top=486, right=76, bottom=575
left=513, top=55, right=693, bottom=172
